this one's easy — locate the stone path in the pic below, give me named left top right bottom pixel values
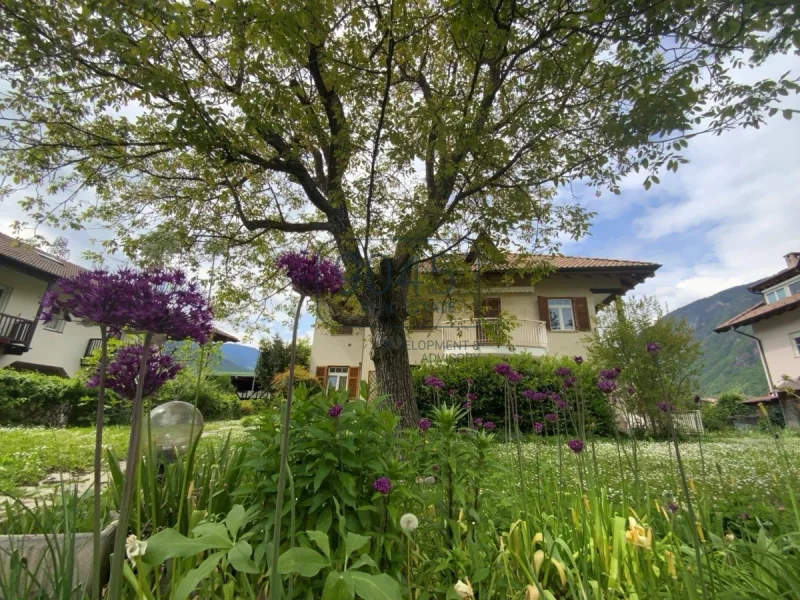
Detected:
left=0, top=463, right=126, bottom=509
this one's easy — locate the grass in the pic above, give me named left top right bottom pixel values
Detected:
left=0, top=420, right=245, bottom=492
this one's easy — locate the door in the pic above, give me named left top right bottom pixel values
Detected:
left=475, top=298, right=501, bottom=345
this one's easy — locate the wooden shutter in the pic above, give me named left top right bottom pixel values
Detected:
left=347, top=366, right=360, bottom=399
left=475, top=297, right=501, bottom=318
left=315, top=366, right=328, bottom=387
left=572, top=297, right=591, bottom=331
left=537, top=296, right=551, bottom=330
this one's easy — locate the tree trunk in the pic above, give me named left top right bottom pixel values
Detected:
left=370, top=314, right=420, bottom=427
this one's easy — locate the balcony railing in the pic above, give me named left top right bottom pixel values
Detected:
left=84, top=338, right=103, bottom=357
left=0, top=313, right=36, bottom=349
left=440, top=318, right=548, bottom=351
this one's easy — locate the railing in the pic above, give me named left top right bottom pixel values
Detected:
left=440, top=318, right=548, bottom=350
left=0, top=313, right=36, bottom=347
left=84, top=338, right=103, bottom=357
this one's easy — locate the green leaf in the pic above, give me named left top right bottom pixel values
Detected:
left=277, top=547, right=329, bottom=577
left=350, top=554, right=377, bottom=571
left=174, top=551, right=225, bottom=600
left=142, top=528, right=230, bottom=566
left=345, top=532, right=370, bottom=557
left=225, top=504, right=246, bottom=538
left=323, top=570, right=355, bottom=600
left=314, top=464, right=333, bottom=491
left=350, top=572, right=402, bottom=600
left=783, top=109, right=793, bottom=120
left=307, top=530, right=331, bottom=558
left=227, top=540, right=259, bottom=574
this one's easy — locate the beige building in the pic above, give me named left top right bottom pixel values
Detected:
left=310, top=255, right=660, bottom=397
left=0, top=233, right=101, bottom=377
left=715, top=252, right=800, bottom=428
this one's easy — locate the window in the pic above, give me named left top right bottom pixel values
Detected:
left=548, top=299, right=575, bottom=331
left=0, top=284, right=11, bottom=313
left=791, top=332, right=800, bottom=357
left=327, top=367, right=349, bottom=391
left=43, top=318, right=66, bottom=333
left=790, top=280, right=800, bottom=296
left=765, top=287, right=788, bottom=304
left=331, top=326, right=353, bottom=335
left=765, top=277, right=800, bottom=303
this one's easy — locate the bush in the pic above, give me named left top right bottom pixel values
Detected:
left=412, top=354, right=615, bottom=436
left=155, top=373, right=240, bottom=421
left=271, top=366, right=321, bottom=396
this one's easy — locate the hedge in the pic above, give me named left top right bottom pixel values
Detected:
left=412, top=354, right=615, bottom=436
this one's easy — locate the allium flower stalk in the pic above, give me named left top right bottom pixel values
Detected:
left=373, top=476, right=393, bottom=495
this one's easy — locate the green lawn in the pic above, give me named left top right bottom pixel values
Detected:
left=0, top=420, right=245, bottom=492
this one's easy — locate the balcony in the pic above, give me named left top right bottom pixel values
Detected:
left=0, top=313, right=36, bottom=355
left=440, top=318, right=548, bottom=357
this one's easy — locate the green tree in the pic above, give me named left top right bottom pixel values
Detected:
left=255, top=335, right=313, bottom=396
left=586, top=296, right=702, bottom=434
left=1, top=1, right=796, bottom=423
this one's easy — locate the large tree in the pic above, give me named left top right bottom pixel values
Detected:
left=0, top=0, right=796, bottom=422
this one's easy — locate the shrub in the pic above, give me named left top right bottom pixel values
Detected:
left=155, top=373, right=240, bottom=421
left=412, top=354, right=615, bottom=436
left=271, top=365, right=321, bottom=396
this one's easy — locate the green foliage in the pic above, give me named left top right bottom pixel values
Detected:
left=701, top=392, right=755, bottom=432
left=412, top=354, right=615, bottom=436
left=155, top=370, right=240, bottom=421
left=255, top=335, right=312, bottom=396
left=586, top=296, right=703, bottom=434
left=271, top=365, right=322, bottom=396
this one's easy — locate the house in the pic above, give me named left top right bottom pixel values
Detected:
left=310, top=254, right=660, bottom=397
left=0, top=232, right=102, bottom=377
left=714, top=252, right=800, bottom=429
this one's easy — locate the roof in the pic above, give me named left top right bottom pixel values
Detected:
left=748, top=259, right=800, bottom=293
left=420, top=252, right=660, bottom=273
left=211, top=327, right=240, bottom=343
left=0, top=232, right=87, bottom=280
left=714, top=292, right=800, bottom=332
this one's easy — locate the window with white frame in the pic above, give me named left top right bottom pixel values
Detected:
left=764, top=275, right=800, bottom=304
left=43, top=318, right=66, bottom=333
left=326, top=367, right=349, bottom=391
left=791, top=331, right=800, bottom=357
left=548, top=298, right=575, bottom=331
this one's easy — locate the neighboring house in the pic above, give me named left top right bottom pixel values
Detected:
left=310, top=253, right=660, bottom=397
left=0, top=232, right=101, bottom=377
left=714, top=252, right=800, bottom=429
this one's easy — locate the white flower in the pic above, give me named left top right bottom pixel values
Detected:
left=400, top=513, right=419, bottom=533
left=454, top=579, right=474, bottom=599
left=125, top=534, right=147, bottom=561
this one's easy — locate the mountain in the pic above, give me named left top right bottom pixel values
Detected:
left=219, top=343, right=260, bottom=373
left=666, top=284, right=768, bottom=398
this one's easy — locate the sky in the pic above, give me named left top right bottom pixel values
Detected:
left=2, top=53, right=798, bottom=344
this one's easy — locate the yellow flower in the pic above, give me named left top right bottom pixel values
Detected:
left=664, top=550, right=677, bottom=579
left=550, top=558, right=567, bottom=587
left=533, top=549, right=545, bottom=574
left=525, top=584, right=540, bottom=600
left=532, top=532, right=544, bottom=545
left=454, top=579, right=474, bottom=599
left=626, top=517, right=652, bottom=549
left=583, top=494, right=591, bottom=512
left=696, top=522, right=705, bottom=542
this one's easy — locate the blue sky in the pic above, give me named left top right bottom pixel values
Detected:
left=2, top=54, right=799, bottom=345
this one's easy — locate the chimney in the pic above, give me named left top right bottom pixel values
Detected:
left=785, top=252, right=800, bottom=269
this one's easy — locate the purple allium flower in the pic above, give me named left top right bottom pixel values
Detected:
left=533, top=422, right=544, bottom=433
left=448, top=388, right=455, bottom=396
left=532, top=392, right=548, bottom=402
left=544, top=413, right=558, bottom=423
left=597, top=379, right=617, bottom=394
left=474, top=418, right=484, bottom=427
left=462, top=401, right=472, bottom=410
left=522, top=389, right=536, bottom=399
left=549, top=392, right=561, bottom=403
left=567, top=439, right=584, bottom=454
left=418, top=418, right=432, bottom=432
left=483, top=421, right=496, bottom=430
left=554, top=366, right=573, bottom=378
left=599, top=368, right=620, bottom=380
left=507, top=370, right=522, bottom=383
left=466, top=392, right=478, bottom=401
left=276, top=251, right=344, bottom=296
left=328, top=404, right=343, bottom=418
left=88, top=344, right=181, bottom=400
left=465, top=378, right=474, bottom=385
left=573, top=356, right=584, bottom=364
left=666, top=502, right=680, bottom=513
left=394, top=399, right=404, bottom=409
left=493, top=363, right=513, bottom=377
left=646, top=341, right=661, bottom=355
left=562, top=376, right=577, bottom=390
left=423, top=374, right=445, bottom=389
left=555, top=399, right=569, bottom=410
left=372, top=477, right=392, bottom=495
left=657, top=402, right=674, bottom=413
left=626, top=385, right=635, bottom=395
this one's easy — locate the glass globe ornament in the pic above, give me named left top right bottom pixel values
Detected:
left=145, top=401, right=204, bottom=462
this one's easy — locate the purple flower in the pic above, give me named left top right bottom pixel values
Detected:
left=448, top=388, right=455, bottom=396
left=597, top=379, right=617, bottom=394
left=276, top=251, right=344, bottom=296
left=513, top=413, right=520, bottom=422
left=493, top=363, right=513, bottom=377
left=658, top=402, right=674, bottom=413
left=567, top=439, right=584, bottom=454
left=533, top=392, right=548, bottom=402
left=462, top=401, right=472, bottom=410
left=423, top=374, right=445, bottom=389
left=373, top=477, right=392, bottom=495
left=483, top=421, right=496, bottom=430
left=666, top=502, right=680, bottom=513
left=522, top=389, right=536, bottom=399
left=328, top=404, right=343, bottom=418
left=599, top=368, right=620, bottom=380
left=465, top=378, right=474, bottom=385
left=533, top=422, right=544, bottom=433
left=562, top=376, right=577, bottom=390
left=555, top=399, right=569, bottom=410
left=573, top=356, right=584, bottom=364
left=474, top=418, right=484, bottom=427
left=418, top=418, right=432, bottom=431
left=646, top=341, right=661, bottom=355
left=88, top=344, right=181, bottom=400
left=626, top=385, right=635, bottom=395
left=554, top=366, right=573, bottom=378
left=466, top=392, right=478, bottom=401
left=507, top=370, right=522, bottom=383
left=544, top=413, right=557, bottom=423
left=394, top=399, right=404, bottom=409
